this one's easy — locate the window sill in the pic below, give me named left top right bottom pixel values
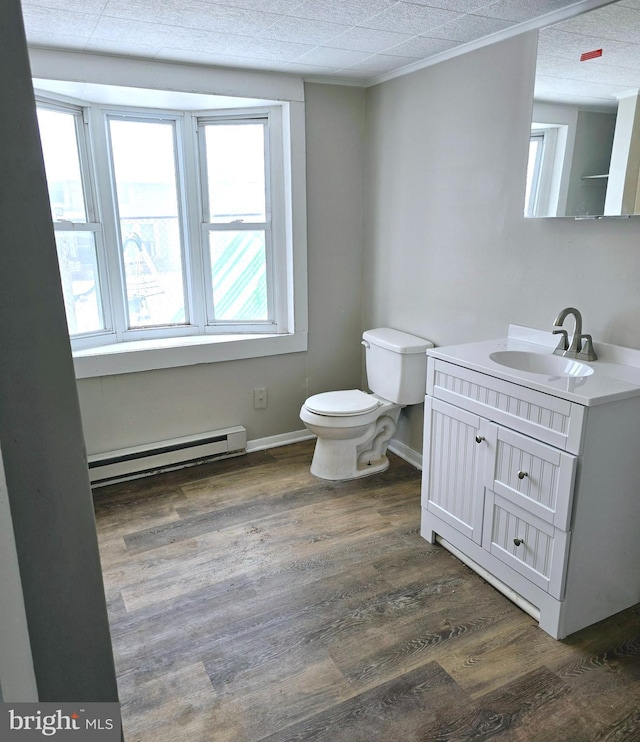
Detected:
left=72, top=332, right=307, bottom=379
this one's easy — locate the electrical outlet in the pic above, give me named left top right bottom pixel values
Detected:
left=253, top=387, right=268, bottom=409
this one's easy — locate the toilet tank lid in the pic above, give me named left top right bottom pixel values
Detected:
left=363, top=328, right=434, bottom=354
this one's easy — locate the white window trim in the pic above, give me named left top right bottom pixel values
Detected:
left=527, top=122, right=569, bottom=217
left=196, top=109, right=276, bottom=330
left=32, top=74, right=308, bottom=379
left=525, top=131, right=546, bottom=217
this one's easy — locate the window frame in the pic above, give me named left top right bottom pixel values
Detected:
left=36, top=97, right=113, bottom=338
left=36, top=93, right=298, bottom=354
left=525, top=123, right=568, bottom=218
left=197, top=110, right=277, bottom=332
left=102, top=109, right=194, bottom=341
left=525, top=131, right=546, bottom=217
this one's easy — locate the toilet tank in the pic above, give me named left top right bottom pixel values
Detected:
left=363, top=328, right=434, bottom=405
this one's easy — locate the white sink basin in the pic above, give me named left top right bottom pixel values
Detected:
left=489, top=350, right=595, bottom=378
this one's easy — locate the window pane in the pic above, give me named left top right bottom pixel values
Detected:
left=204, top=123, right=266, bottom=223
left=37, top=108, right=87, bottom=222
left=109, top=119, right=187, bottom=328
left=525, top=134, right=544, bottom=217
left=55, top=231, right=104, bottom=335
left=209, top=231, right=267, bottom=321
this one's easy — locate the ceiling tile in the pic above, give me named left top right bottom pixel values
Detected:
left=208, top=0, right=304, bottom=11
left=537, top=28, right=599, bottom=60
left=537, top=28, right=640, bottom=67
left=360, top=2, right=463, bottom=34
left=427, top=14, right=514, bottom=42
left=21, top=5, right=100, bottom=37
left=385, top=35, right=459, bottom=57
left=535, top=74, right=631, bottom=106
left=342, top=52, right=417, bottom=72
left=478, top=0, right=580, bottom=23
left=288, top=0, right=398, bottom=25
left=408, top=0, right=500, bottom=11
left=582, top=43, right=640, bottom=71
left=102, top=0, right=282, bottom=36
left=536, top=54, right=638, bottom=86
left=91, top=16, right=251, bottom=55
left=326, top=26, right=414, bottom=54
left=294, top=46, right=375, bottom=67
left=21, top=0, right=107, bottom=11
left=258, top=16, right=350, bottom=45
left=553, top=2, right=640, bottom=44
left=229, top=37, right=316, bottom=61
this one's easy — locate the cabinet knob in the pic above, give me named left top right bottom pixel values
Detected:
left=475, top=435, right=485, bottom=444
left=517, top=470, right=528, bottom=480
left=513, top=538, right=524, bottom=547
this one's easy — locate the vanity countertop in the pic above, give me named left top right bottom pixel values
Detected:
left=427, top=325, right=640, bottom=406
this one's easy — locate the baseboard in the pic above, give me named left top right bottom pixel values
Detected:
left=388, top=439, right=422, bottom=470
left=247, top=429, right=315, bottom=453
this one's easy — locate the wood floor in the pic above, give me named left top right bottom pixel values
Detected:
left=93, top=440, right=640, bottom=741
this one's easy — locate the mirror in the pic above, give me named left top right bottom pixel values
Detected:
left=526, top=0, right=640, bottom=218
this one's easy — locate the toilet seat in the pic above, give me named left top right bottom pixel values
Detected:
left=304, top=389, right=379, bottom=416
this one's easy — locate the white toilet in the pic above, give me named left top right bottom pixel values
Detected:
left=300, top=328, right=433, bottom=480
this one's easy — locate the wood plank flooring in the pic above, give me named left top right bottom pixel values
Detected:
left=93, top=441, right=640, bottom=741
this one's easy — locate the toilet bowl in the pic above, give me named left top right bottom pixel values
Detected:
left=300, top=328, right=433, bottom=481
left=300, top=390, right=401, bottom=480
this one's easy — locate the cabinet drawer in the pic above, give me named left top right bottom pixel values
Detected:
left=483, top=492, right=569, bottom=599
left=428, top=358, right=585, bottom=454
left=487, top=425, right=576, bottom=530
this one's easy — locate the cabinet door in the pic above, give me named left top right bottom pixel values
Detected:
left=422, top=396, right=486, bottom=544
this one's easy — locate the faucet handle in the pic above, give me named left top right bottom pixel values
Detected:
left=552, top=328, right=569, bottom=355
left=579, top=334, right=598, bottom=361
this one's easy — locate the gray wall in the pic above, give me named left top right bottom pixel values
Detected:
left=76, top=82, right=366, bottom=455
left=364, top=32, right=640, bottom=453
left=0, top=0, right=118, bottom=701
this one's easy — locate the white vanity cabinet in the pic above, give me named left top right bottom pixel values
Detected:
left=421, top=348, right=640, bottom=640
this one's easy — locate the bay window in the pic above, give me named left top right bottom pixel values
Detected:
left=36, top=94, right=296, bottom=356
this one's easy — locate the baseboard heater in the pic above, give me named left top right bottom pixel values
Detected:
left=87, top=425, right=247, bottom=486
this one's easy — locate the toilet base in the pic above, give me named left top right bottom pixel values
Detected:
left=308, top=408, right=401, bottom=481
left=310, top=438, right=391, bottom=480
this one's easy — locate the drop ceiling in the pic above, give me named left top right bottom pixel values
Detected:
left=21, top=0, right=621, bottom=88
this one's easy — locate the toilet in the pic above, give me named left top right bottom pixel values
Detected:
left=300, top=328, right=433, bottom=480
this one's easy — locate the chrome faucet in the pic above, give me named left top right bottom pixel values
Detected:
left=552, top=307, right=597, bottom=361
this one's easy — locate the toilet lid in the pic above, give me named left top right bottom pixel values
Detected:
left=305, top=390, right=379, bottom=416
